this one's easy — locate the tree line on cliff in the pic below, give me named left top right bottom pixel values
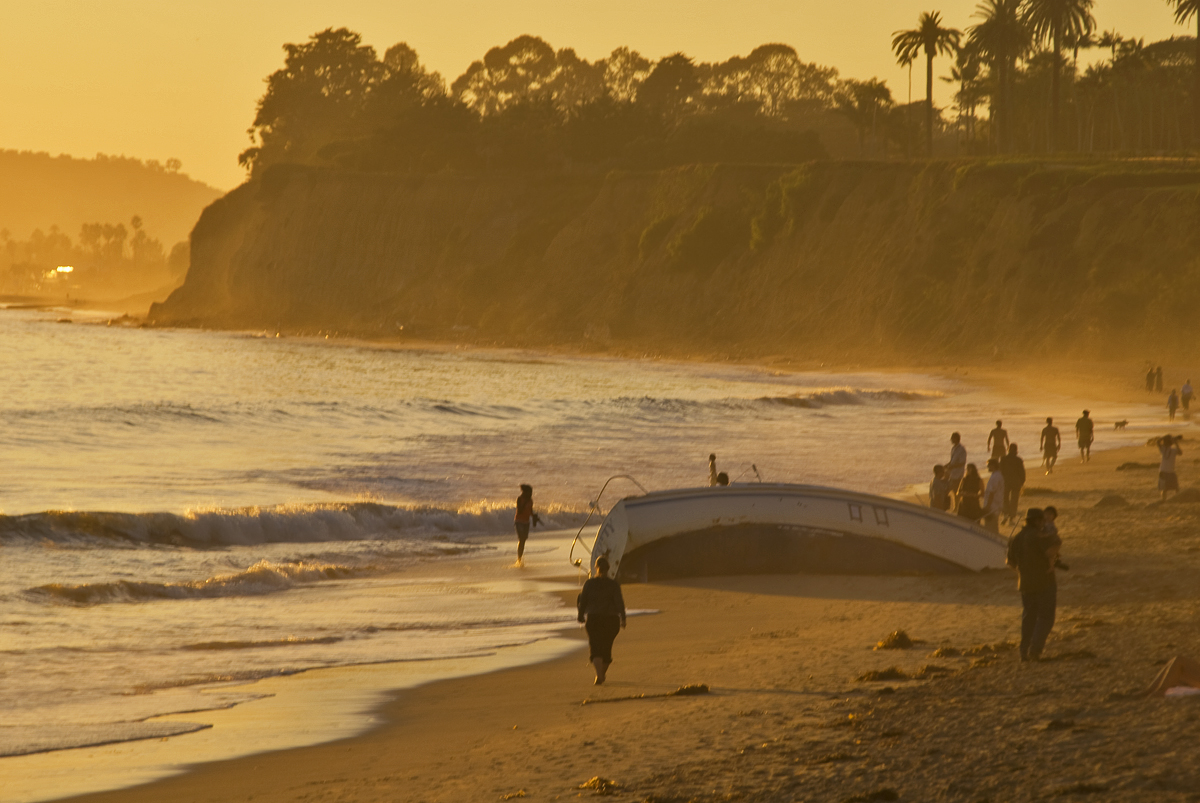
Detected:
left=236, top=4, right=1196, bottom=178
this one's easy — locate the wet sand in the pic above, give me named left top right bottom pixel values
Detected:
left=49, top=437, right=1200, bottom=803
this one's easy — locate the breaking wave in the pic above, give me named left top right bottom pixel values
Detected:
left=0, top=501, right=588, bottom=548
left=759, top=388, right=945, bottom=408
left=26, top=560, right=361, bottom=605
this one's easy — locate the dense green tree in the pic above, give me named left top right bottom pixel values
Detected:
left=892, top=11, right=962, bottom=156
left=969, top=0, right=1029, bottom=152
left=1020, top=0, right=1095, bottom=151
left=451, top=35, right=560, bottom=115
left=638, top=53, right=701, bottom=124
left=834, top=78, right=894, bottom=156
left=239, top=28, right=381, bottom=172
left=1165, top=0, right=1200, bottom=144
left=598, top=47, right=651, bottom=102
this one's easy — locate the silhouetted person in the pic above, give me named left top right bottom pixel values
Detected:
left=1168, top=389, right=1180, bottom=422
left=988, top=420, right=1009, bottom=462
left=1075, top=409, right=1094, bottom=463
left=1159, top=435, right=1182, bottom=501
left=1146, top=366, right=1156, bottom=392
left=1006, top=507, right=1060, bottom=662
left=1040, top=417, right=1061, bottom=475
left=577, top=556, right=626, bottom=685
left=1183, top=379, right=1194, bottom=412
left=929, top=464, right=951, bottom=511
left=1156, top=366, right=1164, bottom=392
left=1000, top=443, right=1026, bottom=524
left=956, top=463, right=983, bottom=522
left=983, top=458, right=1005, bottom=533
left=715, top=472, right=729, bottom=486
left=708, top=453, right=718, bottom=486
left=947, top=432, right=967, bottom=487
left=513, top=484, right=540, bottom=565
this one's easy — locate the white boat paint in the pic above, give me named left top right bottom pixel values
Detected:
left=589, top=483, right=1008, bottom=579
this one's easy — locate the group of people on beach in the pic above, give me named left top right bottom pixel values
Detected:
left=1146, top=365, right=1193, bottom=423
left=927, top=412, right=1095, bottom=533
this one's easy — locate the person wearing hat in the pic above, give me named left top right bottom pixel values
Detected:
left=1006, top=508, right=1061, bottom=662
left=576, top=556, right=627, bottom=685
left=1075, top=410, right=1094, bottom=463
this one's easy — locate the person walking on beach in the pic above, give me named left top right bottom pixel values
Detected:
left=708, top=453, right=719, bottom=486
left=1040, top=418, right=1061, bottom=475
left=1000, top=444, right=1026, bottom=525
left=988, top=421, right=1009, bottom=462
left=956, top=463, right=984, bottom=522
left=983, top=459, right=1005, bottom=533
left=1146, top=366, right=1156, bottom=393
left=1007, top=508, right=1061, bottom=661
left=514, top=484, right=541, bottom=566
left=929, top=465, right=951, bottom=511
left=947, top=432, right=967, bottom=488
left=1156, top=366, right=1164, bottom=393
left=1168, top=390, right=1180, bottom=422
left=577, top=556, right=626, bottom=685
left=1183, top=380, right=1194, bottom=413
left=1158, top=435, right=1182, bottom=501
left=1075, top=410, right=1095, bottom=463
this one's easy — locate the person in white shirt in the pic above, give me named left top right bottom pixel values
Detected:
left=983, top=458, right=1006, bottom=533
left=947, top=432, right=967, bottom=487
left=1159, top=435, right=1183, bottom=501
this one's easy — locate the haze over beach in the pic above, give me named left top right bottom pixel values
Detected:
left=4, top=0, right=1200, bottom=801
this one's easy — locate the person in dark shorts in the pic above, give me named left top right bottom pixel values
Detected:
left=513, top=484, right=541, bottom=566
left=988, top=420, right=1009, bottom=462
left=1000, top=443, right=1026, bottom=525
left=1168, top=389, right=1180, bottom=422
left=1040, top=417, right=1061, bottom=475
left=577, top=556, right=626, bottom=685
left=1075, top=410, right=1094, bottom=463
left=1006, top=508, right=1061, bottom=661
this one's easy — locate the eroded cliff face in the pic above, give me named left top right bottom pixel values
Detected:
left=153, top=160, right=1200, bottom=360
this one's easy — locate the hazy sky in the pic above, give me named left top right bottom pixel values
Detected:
left=0, top=0, right=1181, bottom=190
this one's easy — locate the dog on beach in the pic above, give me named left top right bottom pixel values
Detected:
left=1114, top=420, right=1128, bottom=431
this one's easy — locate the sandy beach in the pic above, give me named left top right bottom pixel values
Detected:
left=35, top=428, right=1198, bottom=803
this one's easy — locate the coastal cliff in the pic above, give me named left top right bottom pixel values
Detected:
left=152, top=160, right=1200, bottom=360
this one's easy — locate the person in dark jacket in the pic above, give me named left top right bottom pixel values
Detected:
left=999, top=443, right=1026, bottom=525
left=1006, top=508, right=1061, bottom=662
left=577, top=556, right=627, bottom=685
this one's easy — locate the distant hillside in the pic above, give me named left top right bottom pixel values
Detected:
left=152, top=159, right=1200, bottom=362
left=0, top=150, right=223, bottom=246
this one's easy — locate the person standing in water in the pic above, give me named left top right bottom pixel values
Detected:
left=1075, top=410, right=1094, bottom=463
left=513, top=484, right=541, bottom=566
left=577, top=556, right=626, bottom=685
left=988, top=421, right=1009, bottom=463
left=1040, top=418, right=1061, bottom=475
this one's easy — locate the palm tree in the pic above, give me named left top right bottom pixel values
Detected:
left=969, top=0, right=1030, bottom=152
left=1020, top=0, right=1096, bottom=152
left=1165, top=0, right=1200, bottom=145
left=892, top=11, right=962, bottom=156
left=1096, top=29, right=1123, bottom=64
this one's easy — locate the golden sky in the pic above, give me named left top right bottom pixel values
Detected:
left=0, top=0, right=1180, bottom=190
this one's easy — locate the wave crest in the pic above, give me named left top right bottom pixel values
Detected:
left=27, top=560, right=359, bottom=605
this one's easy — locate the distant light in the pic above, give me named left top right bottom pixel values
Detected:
left=56, top=266, right=74, bottom=274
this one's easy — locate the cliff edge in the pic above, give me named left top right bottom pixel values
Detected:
left=152, top=160, right=1200, bottom=360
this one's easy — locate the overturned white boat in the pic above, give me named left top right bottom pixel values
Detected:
left=585, top=483, right=1008, bottom=582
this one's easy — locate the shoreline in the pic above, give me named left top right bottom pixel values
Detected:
left=38, top=438, right=1200, bottom=802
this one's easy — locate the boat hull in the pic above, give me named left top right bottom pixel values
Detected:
left=589, top=484, right=1008, bottom=581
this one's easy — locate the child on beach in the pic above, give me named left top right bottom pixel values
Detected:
left=929, top=465, right=951, bottom=511
left=577, top=556, right=626, bottom=685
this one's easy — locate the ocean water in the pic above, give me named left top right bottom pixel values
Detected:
left=0, top=306, right=1170, bottom=787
